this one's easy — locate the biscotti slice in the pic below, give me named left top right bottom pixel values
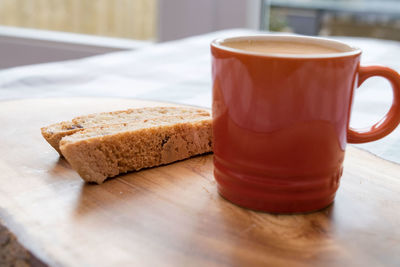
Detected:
left=59, top=114, right=212, bottom=184
left=41, top=107, right=209, bottom=155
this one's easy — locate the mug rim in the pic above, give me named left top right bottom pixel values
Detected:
left=211, top=34, right=362, bottom=59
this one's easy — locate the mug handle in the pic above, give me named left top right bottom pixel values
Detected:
left=347, top=66, right=400, bottom=143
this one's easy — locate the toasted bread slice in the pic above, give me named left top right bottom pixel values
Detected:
left=41, top=107, right=209, bottom=155
left=59, top=113, right=212, bottom=184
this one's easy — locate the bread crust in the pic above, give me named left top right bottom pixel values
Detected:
left=42, top=107, right=212, bottom=183
left=41, top=107, right=209, bottom=155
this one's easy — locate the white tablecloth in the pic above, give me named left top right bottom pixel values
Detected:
left=1, top=29, right=400, bottom=163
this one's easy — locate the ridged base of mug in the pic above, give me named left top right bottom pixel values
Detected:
left=217, top=186, right=336, bottom=213
left=214, top=159, right=342, bottom=214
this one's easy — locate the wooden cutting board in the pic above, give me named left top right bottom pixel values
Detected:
left=0, top=98, right=399, bottom=267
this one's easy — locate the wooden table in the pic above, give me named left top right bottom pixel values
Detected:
left=1, top=98, right=399, bottom=267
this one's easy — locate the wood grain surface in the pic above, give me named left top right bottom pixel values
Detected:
left=0, top=98, right=399, bottom=267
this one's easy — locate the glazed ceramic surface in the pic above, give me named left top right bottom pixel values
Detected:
left=211, top=35, right=400, bottom=213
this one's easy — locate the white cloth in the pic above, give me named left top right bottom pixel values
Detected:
left=1, top=29, right=400, bottom=163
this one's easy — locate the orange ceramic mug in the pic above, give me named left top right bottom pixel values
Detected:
left=211, top=35, right=400, bottom=213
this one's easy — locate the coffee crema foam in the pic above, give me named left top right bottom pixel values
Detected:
left=222, top=40, right=343, bottom=55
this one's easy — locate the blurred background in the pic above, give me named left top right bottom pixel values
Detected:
left=1, top=0, right=399, bottom=41
left=0, top=0, right=157, bottom=40
left=0, top=0, right=399, bottom=68
left=263, top=0, right=400, bottom=40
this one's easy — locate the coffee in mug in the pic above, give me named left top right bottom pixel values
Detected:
left=222, top=39, right=342, bottom=55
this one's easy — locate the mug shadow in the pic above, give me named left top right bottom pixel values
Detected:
left=174, top=193, right=338, bottom=266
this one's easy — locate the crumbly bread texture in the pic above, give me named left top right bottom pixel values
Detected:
left=41, top=107, right=209, bottom=155
left=59, top=114, right=212, bottom=184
